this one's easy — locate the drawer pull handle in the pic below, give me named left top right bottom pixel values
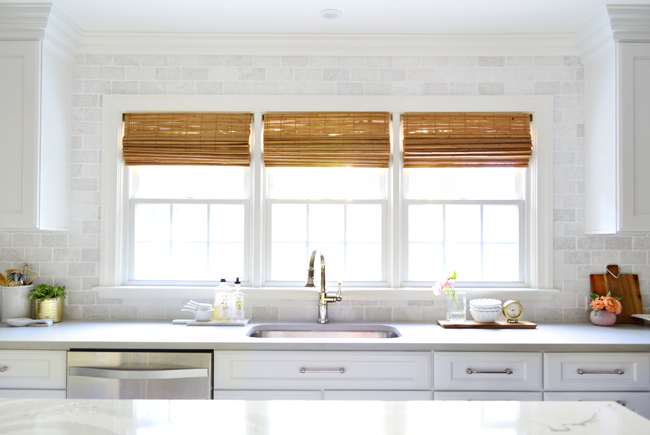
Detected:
left=300, top=367, right=346, bottom=374
left=466, top=368, right=513, bottom=375
left=0, top=366, right=7, bottom=373
left=616, top=401, right=627, bottom=407
left=576, top=369, right=624, bottom=375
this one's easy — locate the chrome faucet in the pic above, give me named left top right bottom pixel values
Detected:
left=305, top=250, right=342, bottom=323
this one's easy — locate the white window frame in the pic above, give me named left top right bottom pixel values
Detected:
left=97, top=95, right=555, bottom=302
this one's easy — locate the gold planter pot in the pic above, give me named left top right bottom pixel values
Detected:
left=34, top=297, right=63, bottom=323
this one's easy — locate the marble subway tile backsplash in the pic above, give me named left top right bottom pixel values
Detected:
left=1, top=54, right=648, bottom=323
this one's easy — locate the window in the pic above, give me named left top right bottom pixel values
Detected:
left=100, top=95, right=553, bottom=293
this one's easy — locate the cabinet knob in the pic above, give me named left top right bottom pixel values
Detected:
left=0, top=366, right=8, bottom=373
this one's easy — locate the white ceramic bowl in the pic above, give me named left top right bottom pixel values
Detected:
left=470, top=308, right=501, bottom=323
left=469, top=298, right=502, bottom=309
left=194, top=309, right=214, bottom=321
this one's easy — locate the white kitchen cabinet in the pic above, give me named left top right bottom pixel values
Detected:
left=434, top=352, right=542, bottom=392
left=0, top=389, right=66, bottom=399
left=434, top=392, right=542, bottom=401
left=0, top=38, right=71, bottom=230
left=0, top=350, right=66, bottom=391
left=324, top=390, right=432, bottom=400
left=214, top=390, right=322, bottom=400
left=585, top=42, right=650, bottom=234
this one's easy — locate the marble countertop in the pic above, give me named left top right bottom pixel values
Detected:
left=1, top=321, right=650, bottom=351
left=0, top=399, right=648, bottom=434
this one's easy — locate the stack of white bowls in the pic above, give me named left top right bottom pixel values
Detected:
left=469, top=299, right=502, bottom=323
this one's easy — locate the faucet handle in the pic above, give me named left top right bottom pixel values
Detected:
left=337, top=281, right=342, bottom=298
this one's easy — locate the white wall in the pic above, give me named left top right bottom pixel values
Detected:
left=1, top=53, right=648, bottom=323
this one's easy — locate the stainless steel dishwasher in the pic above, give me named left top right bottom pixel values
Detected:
left=67, top=351, right=212, bottom=399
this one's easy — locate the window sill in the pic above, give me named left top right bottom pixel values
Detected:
left=94, top=286, right=559, bottom=303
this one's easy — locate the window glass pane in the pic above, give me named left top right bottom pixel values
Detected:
left=134, top=242, right=170, bottom=280
left=272, top=204, right=306, bottom=242
left=309, top=204, right=344, bottom=243
left=346, top=243, right=382, bottom=281
left=408, top=204, right=443, bottom=242
left=170, top=242, right=207, bottom=280
left=210, top=204, right=245, bottom=243
left=483, top=205, right=519, bottom=243
left=445, top=205, right=481, bottom=243
left=134, top=204, right=170, bottom=242
left=267, top=167, right=385, bottom=199
left=445, top=243, right=481, bottom=281
left=405, top=168, right=520, bottom=200
left=133, top=166, right=246, bottom=199
left=347, top=204, right=382, bottom=243
left=271, top=243, right=307, bottom=280
left=408, top=243, right=444, bottom=281
left=484, top=244, right=519, bottom=281
left=209, top=243, right=244, bottom=281
left=172, top=205, right=207, bottom=242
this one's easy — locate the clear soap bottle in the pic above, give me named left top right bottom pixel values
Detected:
left=231, top=277, right=245, bottom=320
left=215, top=278, right=232, bottom=320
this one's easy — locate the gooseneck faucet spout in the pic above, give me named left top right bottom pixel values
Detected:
left=305, top=250, right=342, bottom=323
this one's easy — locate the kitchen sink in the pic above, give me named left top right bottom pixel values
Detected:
left=246, top=324, right=401, bottom=339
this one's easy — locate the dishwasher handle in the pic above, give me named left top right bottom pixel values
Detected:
left=69, top=367, right=208, bottom=380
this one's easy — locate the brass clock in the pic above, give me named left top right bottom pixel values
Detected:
left=502, top=300, right=524, bottom=323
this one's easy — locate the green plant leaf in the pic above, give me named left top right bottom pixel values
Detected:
left=451, top=271, right=457, bottom=280
left=589, top=293, right=599, bottom=301
left=593, top=309, right=600, bottom=317
left=29, top=284, right=67, bottom=302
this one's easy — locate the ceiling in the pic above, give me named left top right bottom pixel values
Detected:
left=3, top=0, right=649, bottom=35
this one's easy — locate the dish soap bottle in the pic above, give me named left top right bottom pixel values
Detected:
left=215, top=279, right=232, bottom=321
left=231, top=277, right=245, bottom=320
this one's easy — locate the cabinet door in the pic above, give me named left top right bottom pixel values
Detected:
left=0, top=41, right=41, bottom=229
left=324, top=390, right=432, bottom=400
left=435, top=392, right=542, bottom=401
left=214, top=390, right=322, bottom=400
left=545, top=392, right=650, bottom=420
left=618, top=43, right=650, bottom=232
left=0, top=389, right=66, bottom=399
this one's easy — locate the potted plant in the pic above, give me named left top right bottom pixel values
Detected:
left=29, top=284, right=67, bottom=323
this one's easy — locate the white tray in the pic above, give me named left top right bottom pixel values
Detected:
left=172, top=319, right=250, bottom=326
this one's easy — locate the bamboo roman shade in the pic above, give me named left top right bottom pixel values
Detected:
left=402, top=113, right=533, bottom=168
left=122, top=113, right=252, bottom=166
left=263, top=112, right=391, bottom=168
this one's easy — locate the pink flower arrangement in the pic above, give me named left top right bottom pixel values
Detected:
left=590, top=291, right=622, bottom=317
left=433, top=271, right=458, bottom=308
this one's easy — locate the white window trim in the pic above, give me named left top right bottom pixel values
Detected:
left=97, top=94, right=557, bottom=302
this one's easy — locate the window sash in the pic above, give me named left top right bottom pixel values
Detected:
left=402, top=199, right=525, bottom=287
left=127, top=198, right=250, bottom=286
left=264, top=199, right=388, bottom=287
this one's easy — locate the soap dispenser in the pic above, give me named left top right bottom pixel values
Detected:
left=231, top=277, right=245, bottom=320
left=215, top=278, right=232, bottom=320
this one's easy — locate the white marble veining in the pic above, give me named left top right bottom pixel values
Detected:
left=1, top=321, right=650, bottom=351
left=0, top=399, right=648, bottom=434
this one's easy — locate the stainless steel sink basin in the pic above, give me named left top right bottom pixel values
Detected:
left=246, top=324, right=401, bottom=339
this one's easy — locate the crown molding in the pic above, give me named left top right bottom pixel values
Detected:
left=0, top=4, right=82, bottom=62
left=79, top=32, right=578, bottom=57
left=576, top=5, right=650, bottom=64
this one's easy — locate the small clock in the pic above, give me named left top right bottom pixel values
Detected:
left=502, top=300, right=524, bottom=323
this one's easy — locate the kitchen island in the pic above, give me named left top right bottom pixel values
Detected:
left=0, top=399, right=648, bottom=434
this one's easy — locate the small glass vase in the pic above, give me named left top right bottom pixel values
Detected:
left=446, top=292, right=466, bottom=323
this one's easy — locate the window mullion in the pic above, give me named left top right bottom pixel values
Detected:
left=252, top=112, right=263, bottom=287
left=390, top=111, right=402, bottom=287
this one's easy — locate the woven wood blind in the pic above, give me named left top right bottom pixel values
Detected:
left=263, top=112, right=391, bottom=168
left=402, top=113, right=533, bottom=168
left=122, top=113, right=252, bottom=166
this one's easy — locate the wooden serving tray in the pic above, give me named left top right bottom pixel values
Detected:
left=437, top=320, right=537, bottom=329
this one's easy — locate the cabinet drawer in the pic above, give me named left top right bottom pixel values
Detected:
left=324, top=390, right=432, bottom=400
left=434, top=352, right=542, bottom=391
left=544, top=392, right=650, bottom=420
left=544, top=353, right=650, bottom=391
left=0, top=350, right=66, bottom=389
left=435, top=391, right=542, bottom=401
left=214, top=390, right=322, bottom=400
left=214, top=351, right=431, bottom=390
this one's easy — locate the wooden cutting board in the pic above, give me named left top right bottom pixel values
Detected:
left=437, top=320, right=537, bottom=329
left=590, top=265, right=643, bottom=324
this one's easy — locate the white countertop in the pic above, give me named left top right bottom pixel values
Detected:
left=1, top=321, right=650, bottom=351
left=0, top=399, right=648, bottom=434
